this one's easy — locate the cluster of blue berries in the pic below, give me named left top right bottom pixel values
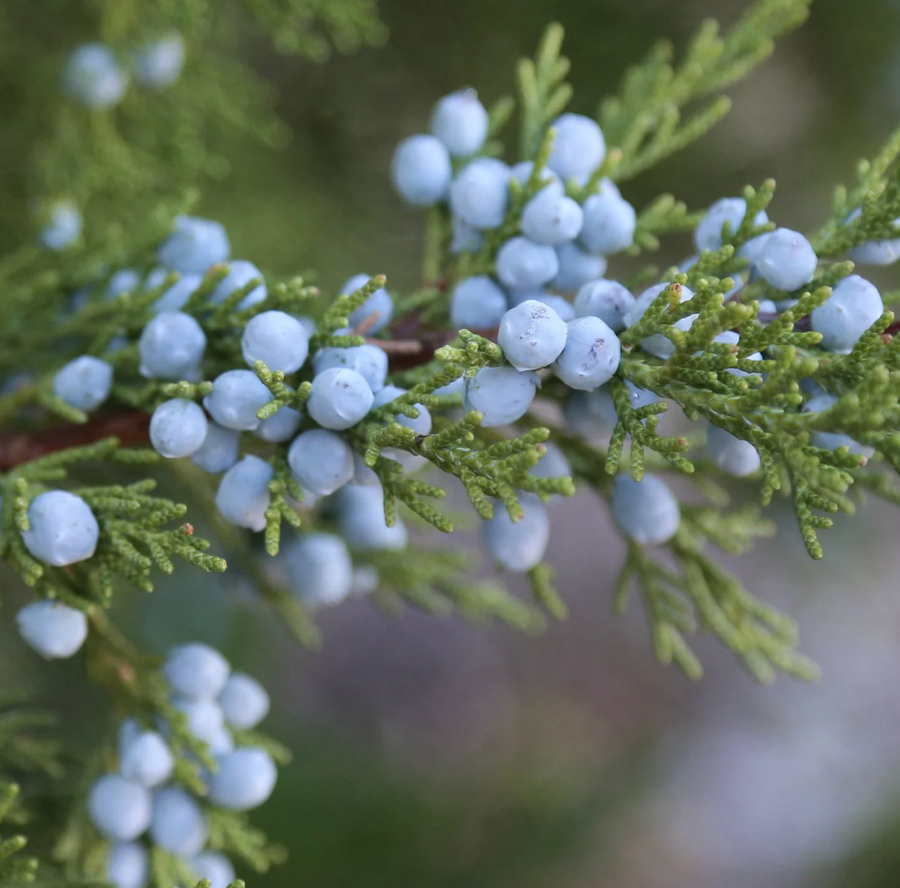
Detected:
left=51, top=212, right=413, bottom=605
left=391, top=92, right=636, bottom=328
left=472, top=181, right=894, bottom=568
left=38, top=199, right=84, bottom=251
left=41, top=126, right=892, bottom=607
left=64, top=36, right=186, bottom=109
left=37, top=36, right=187, bottom=251
left=13, top=489, right=101, bottom=658
left=387, top=92, right=682, bottom=570
left=88, top=643, right=274, bottom=888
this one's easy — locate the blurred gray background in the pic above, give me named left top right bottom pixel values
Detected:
left=5, top=0, right=900, bottom=885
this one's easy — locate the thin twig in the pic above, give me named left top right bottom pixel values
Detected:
left=0, top=317, right=499, bottom=471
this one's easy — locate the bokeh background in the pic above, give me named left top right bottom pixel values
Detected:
left=4, top=0, right=900, bottom=885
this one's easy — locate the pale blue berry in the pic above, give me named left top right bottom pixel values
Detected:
left=521, top=189, right=584, bottom=245
left=521, top=441, right=572, bottom=508
left=580, top=193, right=636, bottom=254
left=215, top=455, right=273, bottom=531
left=105, top=336, right=129, bottom=354
left=39, top=201, right=82, bottom=250
left=106, top=269, right=141, bottom=299
left=63, top=43, right=128, bottom=108
left=146, top=269, right=202, bottom=313
left=391, top=135, right=452, bottom=207
left=547, top=114, right=605, bottom=182
left=430, top=89, right=489, bottom=156
left=172, top=697, right=227, bottom=748
left=208, top=747, right=277, bottom=811
left=88, top=775, right=152, bottom=842
left=694, top=197, right=768, bottom=252
left=483, top=501, right=550, bottom=572
left=351, top=565, right=380, bottom=597
left=756, top=228, right=817, bottom=292
left=432, top=376, right=465, bottom=398
left=537, top=294, right=575, bottom=321
left=283, top=533, right=353, bottom=607
left=712, top=330, right=763, bottom=378
left=553, top=316, right=621, bottom=390
left=295, top=315, right=317, bottom=338
left=191, top=423, right=240, bottom=474
left=563, top=389, right=614, bottom=436
left=371, top=385, right=431, bottom=469
left=158, top=216, right=229, bottom=275
left=510, top=161, right=563, bottom=195
left=307, top=368, right=374, bottom=431
left=22, top=491, right=99, bottom=566
left=498, top=300, right=568, bottom=370
left=563, top=383, right=657, bottom=436
left=163, top=642, right=230, bottom=700
left=625, top=283, right=697, bottom=360
left=335, top=485, right=408, bottom=551
left=372, top=382, right=431, bottom=436
left=846, top=207, right=900, bottom=266
left=738, top=232, right=771, bottom=272
left=596, top=178, right=622, bottom=199
left=313, top=344, right=387, bottom=392
left=496, top=236, right=559, bottom=290
left=204, top=370, right=271, bottom=431
left=529, top=441, right=571, bottom=484
left=450, top=216, right=483, bottom=254
left=508, top=290, right=574, bottom=321
left=462, top=366, right=539, bottom=427
left=287, top=430, right=354, bottom=496
left=210, top=260, right=266, bottom=309
left=106, top=843, right=149, bottom=888
left=848, top=238, right=900, bottom=265
left=706, top=424, right=760, bottom=477
left=450, top=158, right=510, bottom=229
left=118, top=719, right=142, bottom=760
left=370, top=383, right=404, bottom=410
left=803, top=394, right=874, bottom=458
left=149, top=399, right=208, bottom=459
left=612, top=475, right=680, bottom=544
left=255, top=403, right=302, bottom=443
left=53, top=355, right=113, bottom=411
left=132, top=33, right=185, bottom=89
left=241, top=310, right=309, bottom=373
left=139, top=312, right=206, bottom=381
left=450, top=275, right=508, bottom=329
left=799, top=377, right=826, bottom=396
left=150, top=787, right=208, bottom=858
left=352, top=450, right=381, bottom=486
left=553, top=242, right=607, bottom=291
left=190, top=852, right=235, bottom=888
left=208, top=726, right=235, bottom=756
left=339, top=273, right=394, bottom=334
left=219, top=672, right=270, bottom=730
left=573, top=279, right=635, bottom=331
left=16, top=601, right=88, bottom=659
left=119, top=730, right=174, bottom=788
left=811, top=274, right=884, bottom=353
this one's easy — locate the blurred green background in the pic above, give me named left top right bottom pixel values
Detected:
left=5, top=0, right=900, bottom=886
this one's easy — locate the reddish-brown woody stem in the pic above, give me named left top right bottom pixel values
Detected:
left=0, top=412, right=152, bottom=472
left=0, top=325, right=471, bottom=471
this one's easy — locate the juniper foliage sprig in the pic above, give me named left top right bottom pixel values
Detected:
left=4, top=0, right=900, bottom=882
left=598, top=0, right=813, bottom=182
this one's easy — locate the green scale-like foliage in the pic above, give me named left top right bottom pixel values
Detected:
left=4, top=0, right=900, bottom=881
